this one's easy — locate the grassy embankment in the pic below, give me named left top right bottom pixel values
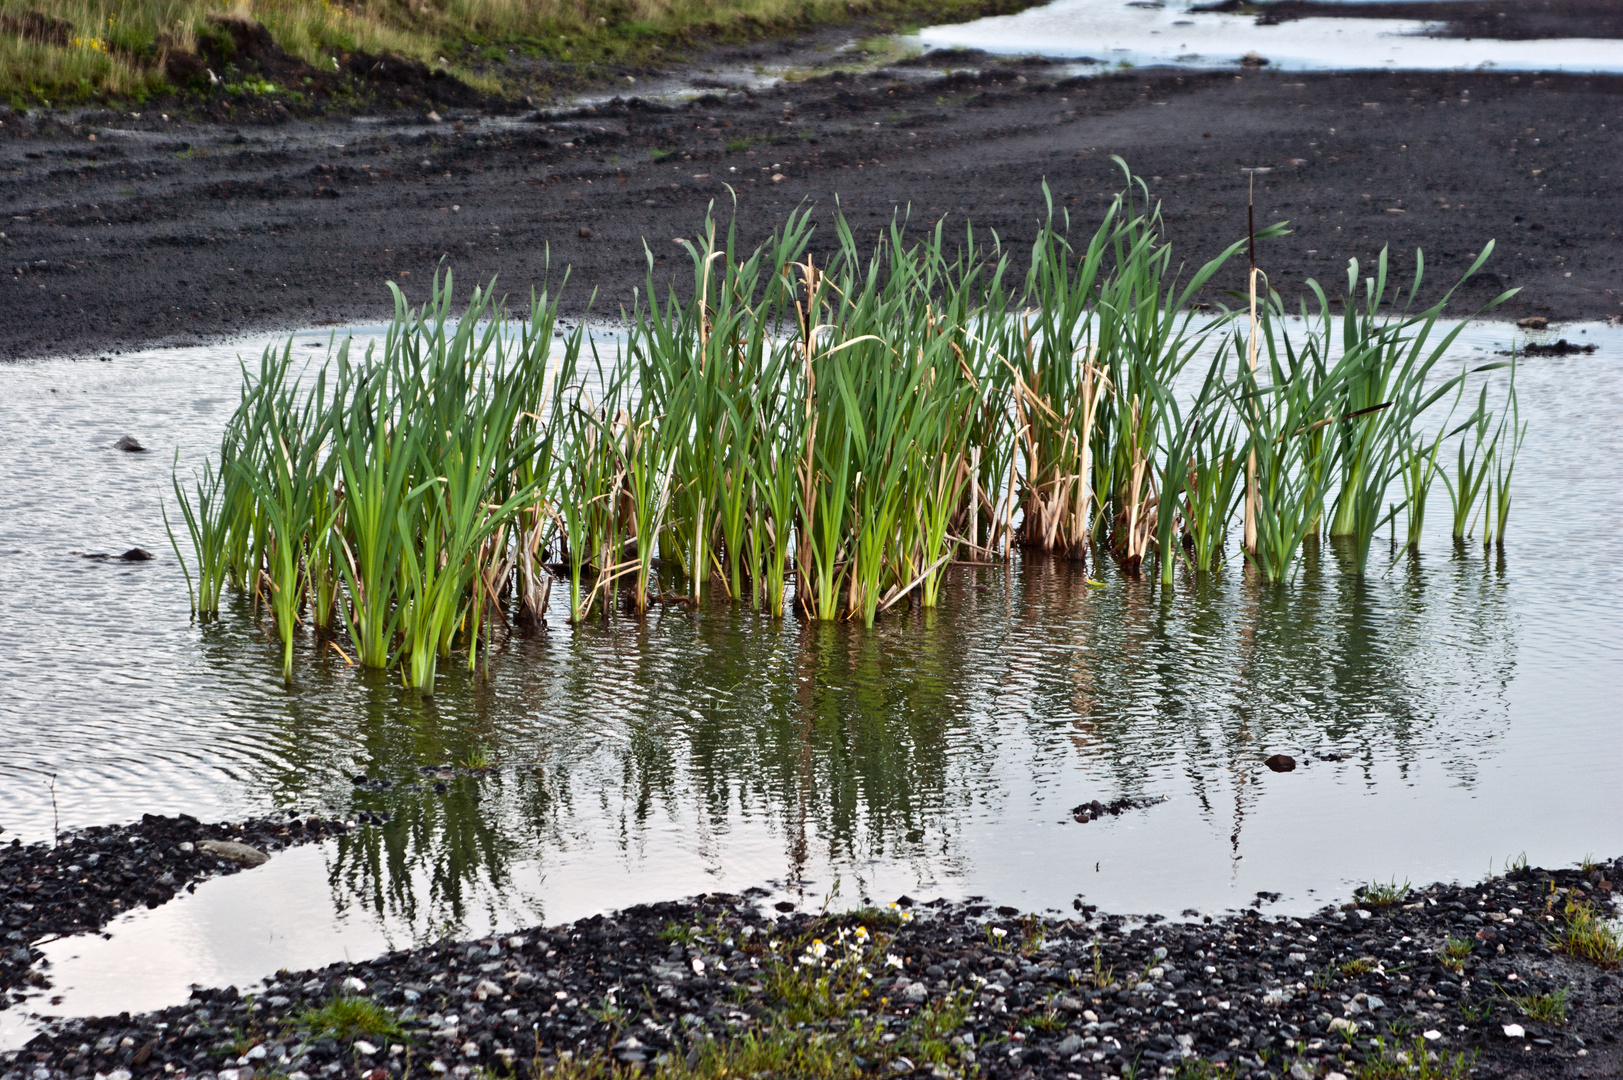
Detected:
left=0, top=0, right=1026, bottom=106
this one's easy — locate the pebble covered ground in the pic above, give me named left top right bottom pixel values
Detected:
left=1, top=814, right=351, bottom=1002
left=2, top=846, right=1617, bottom=1080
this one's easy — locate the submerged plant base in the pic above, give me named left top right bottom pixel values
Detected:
left=5, top=855, right=1619, bottom=1077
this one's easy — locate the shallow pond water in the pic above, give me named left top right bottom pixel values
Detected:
left=1, top=320, right=1620, bottom=1031
left=914, top=0, right=1623, bottom=73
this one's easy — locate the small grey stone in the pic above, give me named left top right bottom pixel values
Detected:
left=196, top=840, right=269, bottom=867
left=1056, top=1034, right=1084, bottom=1056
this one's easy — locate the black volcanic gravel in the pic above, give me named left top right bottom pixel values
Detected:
left=1, top=813, right=350, bottom=1004
left=3, top=857, right=1618, bottom=1080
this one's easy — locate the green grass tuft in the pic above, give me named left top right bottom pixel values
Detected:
left=1553, top=899, right=1623, bottom=968
left=1353, top=1036, right=1475, bottom=1080
left=296, top=994, right=404, bottom=1042
left=1359, top=878, right=1412, bottom=908
left=1507, top=986, right=1568, bottom=1025
left=1438, top=936, right=1473, bottom=972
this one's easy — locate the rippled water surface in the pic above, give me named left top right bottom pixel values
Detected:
left=1, top=320, right=1620, bottom=1026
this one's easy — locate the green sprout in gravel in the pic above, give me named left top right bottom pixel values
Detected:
left=1359, top=878, right=1412, bottom=908
left=1553, top=898, right=1623, bottom=967
left=297, top=995, right=404, bottom=1042
left=1506, top=986, right=1569, bottom=1025
left=1438, top=936, right=1473, bottom=972
left=1353, top=1036, right=1475, bottom=1080
left=537, top=917, right=977, bottom=1080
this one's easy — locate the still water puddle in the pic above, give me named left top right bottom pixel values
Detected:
left=913, top=0, right=1623, bottom=72
left=1, top=320, right=1619, bottom=1035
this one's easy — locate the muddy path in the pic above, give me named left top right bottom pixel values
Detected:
left=2, top=62, right=1620, bottom=360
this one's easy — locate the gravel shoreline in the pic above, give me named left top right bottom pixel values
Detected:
left=1, top=813, right=352, bottom=1005
left=3, top=849, right=1617, bottom=1080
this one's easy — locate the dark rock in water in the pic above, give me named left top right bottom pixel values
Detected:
left=113, top=435, right=146, bottom=452
left=1506, top=338, right=1598, bottom=357
left=1070, top=794, right=1167, bottom=823
left=1264, top=753, right=1297, bottom=772
left=79, top=549, right=153, bottom=561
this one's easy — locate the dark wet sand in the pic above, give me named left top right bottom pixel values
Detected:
left=2, top=60, right=1620, bottom=360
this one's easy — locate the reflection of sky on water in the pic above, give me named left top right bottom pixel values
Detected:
left=0, top=321, right=1618, bottom=1029
left=914, top=0, right=1623, bottom=73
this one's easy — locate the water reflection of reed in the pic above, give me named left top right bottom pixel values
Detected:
left=256, top=553, right=1515, bottom=937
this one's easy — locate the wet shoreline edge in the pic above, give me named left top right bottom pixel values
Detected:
left=3, top=817, right=1618, bottom=1080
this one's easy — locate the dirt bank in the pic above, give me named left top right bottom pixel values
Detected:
left=2, top=57, right=1621, bottom=361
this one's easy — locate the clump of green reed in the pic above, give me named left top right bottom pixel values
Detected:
left=174, top=268, right=578, bottom=690
left=172, top=164, right=1530, bottom=684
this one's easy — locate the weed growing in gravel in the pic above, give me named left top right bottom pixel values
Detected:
left=1352, top=1036, right=1475, bottom=1080
left=1018, top=913, right=1047, bottom=956
left=1019, top=1003, right=1068, bottom=1032
left=1438, top=936, right=1473, bottom=972
left=658, top=921, right=702, bottom=945
left=1341, top=957, right=1379, bottom=976
left=1359, top=879, right=1412, bottom=908
left=536, top=918, right=976, bottom=1079
left=1553, top=899, right=1623, bottom=967
left=296, top=994, right=404, bottom=1042
left=1175, top=1060, right=1225, bottom=1080
left=1506, top=986, right=1569, bottom=1024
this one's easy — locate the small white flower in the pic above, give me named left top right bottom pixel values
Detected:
left=991, top=927, right=1008, bottom=939
left=886, top=953, right=905, bottom=970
